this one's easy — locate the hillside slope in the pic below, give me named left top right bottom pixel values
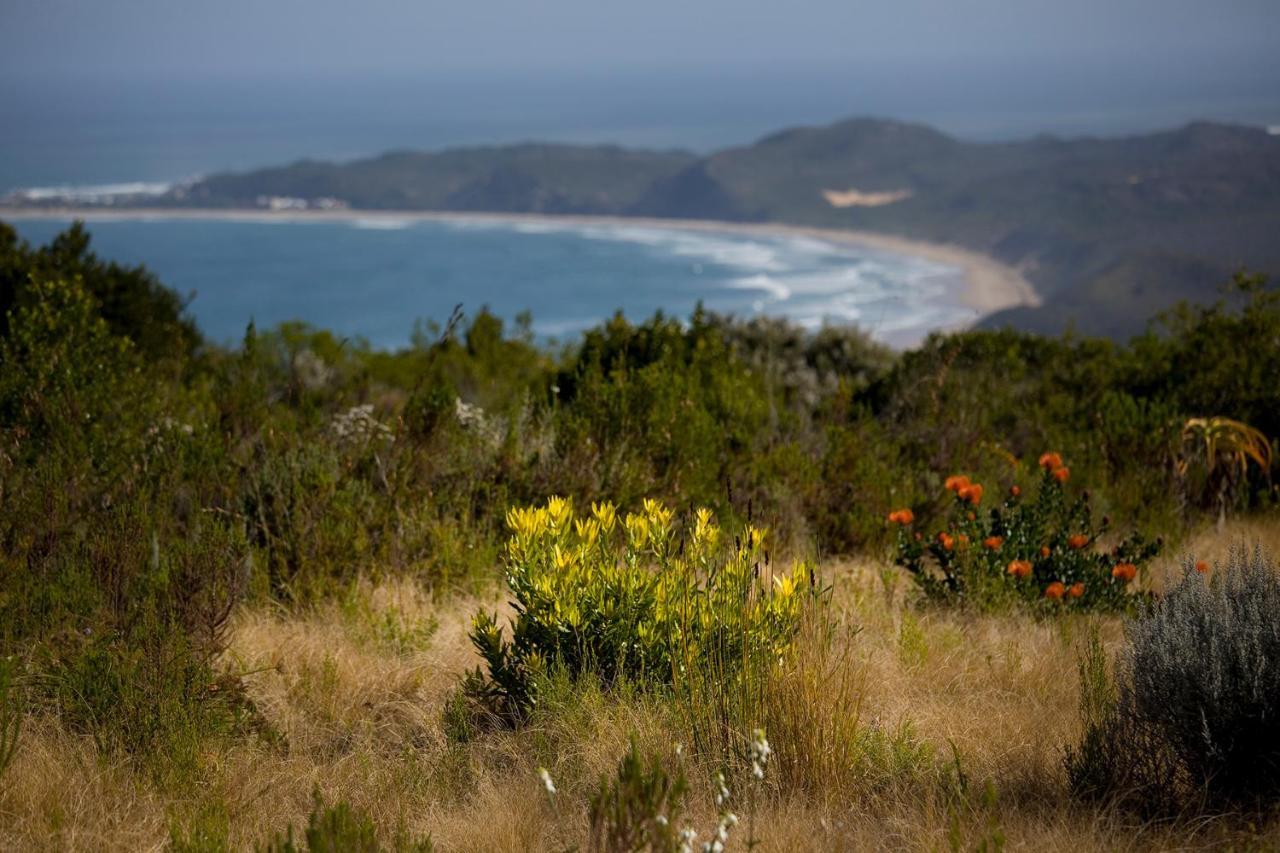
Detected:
left=184, top=143, right=697, bottom=215
left=633, top=119, right=1280, bottom=337
left=34, top=118, right=1280, bottom=338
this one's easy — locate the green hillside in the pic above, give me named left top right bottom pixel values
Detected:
left=635, top=119, right=1280, bottom=337
left=185, top=143, right=697, bottom=214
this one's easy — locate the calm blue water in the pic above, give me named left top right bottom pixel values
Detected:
left=7, top=215, right=973, bottom=348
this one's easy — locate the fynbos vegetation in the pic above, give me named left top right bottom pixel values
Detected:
left=1067, top=546, right=1280, bottom=814
left=1, top=222, right=1278, bottom=849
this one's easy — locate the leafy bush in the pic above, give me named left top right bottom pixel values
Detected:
left=0, top=275, right=147, bottom=465
left=0, top=276, right=254, bottom=766
left=0, top=221, right=199, bottom=363
left=466, top=497, right=812, bottom=723
left=1066, top=545, right=1280, bottom=813
left=892, top=454, right=1160, bottom=610
left=6, top=499, right=256, bottom=765
left=260, top=794, right=433, bottom=853
left=588, top=738, right=689, bottom=853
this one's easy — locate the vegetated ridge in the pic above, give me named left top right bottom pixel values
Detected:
left=15, top=118, right=1280, bottom=338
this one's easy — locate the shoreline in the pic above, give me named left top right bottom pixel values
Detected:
left=0, top=206, right=1040, bottom=327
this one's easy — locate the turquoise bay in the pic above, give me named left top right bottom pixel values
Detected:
left=8, top=214, right=974, bottom=348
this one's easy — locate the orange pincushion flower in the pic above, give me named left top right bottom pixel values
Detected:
left=1038, top=452, right=1064, bottom=471
left=1044, top=581, right=1066, bottom=600
left=957, top=533, right=970, bottom=547
left=1010, top=485, right=1021, bottom=497
left=1068, top=582, right=1085, bottom=598
left=1052, top=466, right=1070, bottom=483
left=983, top=536, right=1004, bottom=550
left=1195, top=560, right=1210, bottom=573
left=958, top=483, right=984, bottom=505
left=887, top=508, right=915, bottom=525
left=1068, top=534, right=1089, bottom=550
left=944, top=474, right=971, bottom=493
left=1006, top=559, right=1032, bottom=578
left=1111, top=562, right=1137, bottom=583
left=1039, top=545, right=1051, bottom=558
left=937, top=532, right=955, bottom=551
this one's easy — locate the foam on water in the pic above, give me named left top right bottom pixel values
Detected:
left=351, top=217, right=413, bottom=230
left=727, top=274, right=792, bottom=301
left=6, top=181, right=174, bottom=203
left=450, top=217, right=969, bottom=340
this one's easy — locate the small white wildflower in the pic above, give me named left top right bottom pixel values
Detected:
left=678, top=827, right=697, bottom=853
left=454, top=397, right=506, bottom=447
left=330, top=404, right=393, bottom=445
left=750, top=728, right=772, bottom=779
left=713, top=771, right=730, bottom=807
left=655, top=815, right=668, bottom=826
left=723, top=813, right=738, bottom=827
left=293, top=348, right=335, bottom=390
left=145, top=416, right=196, bottom=454
left=674, top=743, right=683, bottom=758
left=537, top=767, right=556, bottom=795
left=750, top=728, right=772, bottom=765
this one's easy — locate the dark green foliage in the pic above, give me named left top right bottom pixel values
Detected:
left=1067, top=546, right=1280, bottom=814
left=260, top=794, right=433, bottom=853
left=589, top=738, right=689, bottom=853
left=0, top=274, right=253, bottom=766
left=1130, top=272, right=1280, bottom=435
left=0, top=221, right=199, bottom=362
left=554, top=310, right=773, bottom=519
left=0, top=275, right=146, bottom=463
left=5, top=493, right=255, bottom=764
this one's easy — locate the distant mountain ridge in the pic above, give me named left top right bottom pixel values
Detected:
left=185, top=143, right=697, bottom=214
left=18, top=117, right=1280, bottom=338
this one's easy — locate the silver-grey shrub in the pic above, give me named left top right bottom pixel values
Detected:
left=1068, top=544, right=1280, bottom=813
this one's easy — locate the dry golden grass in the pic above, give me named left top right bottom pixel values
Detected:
left=2, top=517, right=1279, bottom=851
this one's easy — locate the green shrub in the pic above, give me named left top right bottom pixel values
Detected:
left=1067, top=544, right=1280, bottom=813
left=0, top=221, right=200, bottom=363
left=8, top=504, right=256, bottom=766
left=892, top=455, right=1160, bottom=610
left=260, top=794, right=433, bottom=853
left=466, top=498, right=812, bottom=724
left=0, top=275, right=147, bottom=467
left=588, top=738, right=689, bottom=853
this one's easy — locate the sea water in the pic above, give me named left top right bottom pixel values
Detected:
left=7, top=214, right=976, bottom=349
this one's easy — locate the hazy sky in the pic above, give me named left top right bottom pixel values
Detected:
left=3, top=0, right=1276, bottom=78
left=2, top=0, right=1278, bottom=188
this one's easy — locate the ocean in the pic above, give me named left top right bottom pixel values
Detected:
left=7, top=214, right=974, bottom=349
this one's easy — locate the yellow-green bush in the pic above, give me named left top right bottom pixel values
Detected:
left=466, top=497, right=812, bottom=723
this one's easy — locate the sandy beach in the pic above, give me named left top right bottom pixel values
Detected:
left=0, top=206, right=1040, bottom=324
